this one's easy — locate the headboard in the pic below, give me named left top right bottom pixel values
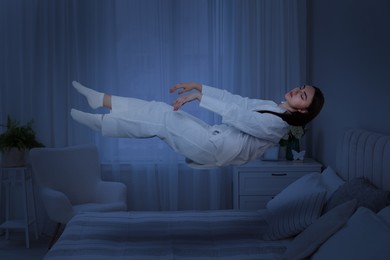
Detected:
left=336, top=129, right=390, bottom=191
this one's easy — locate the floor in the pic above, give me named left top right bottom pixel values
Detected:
left=0, top=231, right=50, bottom=260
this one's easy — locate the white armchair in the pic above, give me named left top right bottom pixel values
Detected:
left=30, top=144, right=127, bottom=247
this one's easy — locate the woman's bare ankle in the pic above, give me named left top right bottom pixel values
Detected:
left=103, top=94, right=112, bottom=109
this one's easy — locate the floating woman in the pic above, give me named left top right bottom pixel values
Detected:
left=71, top=81, right=324, bottom=169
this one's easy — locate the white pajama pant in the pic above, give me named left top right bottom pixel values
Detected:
left=101, top=96, right=218, bottom=165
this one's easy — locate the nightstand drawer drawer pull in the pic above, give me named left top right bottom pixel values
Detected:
left=271, top=173, right=287, bottom=176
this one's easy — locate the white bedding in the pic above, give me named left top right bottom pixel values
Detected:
left=45, top=210, right=289, bottom=260
left=45, top=129, right=390, bottom=260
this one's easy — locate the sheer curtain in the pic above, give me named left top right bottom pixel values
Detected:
left=0, top=0, right=307, bottom=211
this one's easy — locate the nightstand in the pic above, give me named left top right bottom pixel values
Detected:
left=233, top=159, right=322, bottom=210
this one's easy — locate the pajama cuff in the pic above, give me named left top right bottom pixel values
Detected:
left=201, top=85, right=225, bottom=99
left=199, top=95, right=229, bottom=116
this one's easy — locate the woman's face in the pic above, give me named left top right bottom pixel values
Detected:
left=284, top=85, right=315, bottom=113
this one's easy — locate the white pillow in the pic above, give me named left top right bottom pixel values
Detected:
left=266, top=173, right=327, bottom=211
left=282, top=199, right=357, bottom=260
left=320, top=166, right=345, bottom=200
left=312, top=207, right=390, bottom=260
left=264, top=191, right=327, bottom=240
left=378, top=205, right=390, bottom=227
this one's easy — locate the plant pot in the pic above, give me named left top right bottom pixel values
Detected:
left=1, top=147, right=26, bottom=167
left=278, top=146, right=286, bottom=160
left=286, top=139, right=300, bottom=161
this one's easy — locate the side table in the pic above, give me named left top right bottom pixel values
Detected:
left=233, top=159, right=322, bottom=210
left=0, top=166, right=39, bottom=248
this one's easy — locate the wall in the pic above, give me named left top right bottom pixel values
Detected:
left=307, top=0, right=390, bottom=168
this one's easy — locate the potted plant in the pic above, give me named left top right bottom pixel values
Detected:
left=279, top=125, right=306, bottom=161
left=0, top=116, right=44, bottom=167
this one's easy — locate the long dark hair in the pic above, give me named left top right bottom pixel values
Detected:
left=258, top=86, right=324, bottom=126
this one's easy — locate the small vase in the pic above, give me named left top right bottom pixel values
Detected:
left=286, top=138, right=300, bottom=161
left=262, top=145, right=280, bottom=161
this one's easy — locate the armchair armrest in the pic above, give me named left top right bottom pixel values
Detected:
left=95, top=181, right=127, bottom=206
left=40, top=187, right=75, bottom=224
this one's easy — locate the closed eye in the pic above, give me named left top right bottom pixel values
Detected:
left=300, top=85, right=307, bottom=100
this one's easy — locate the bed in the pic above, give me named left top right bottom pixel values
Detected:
left=44, top=129, right=390, bottom=260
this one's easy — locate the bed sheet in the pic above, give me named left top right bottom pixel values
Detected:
left=45, top=210, right=289, bottom=260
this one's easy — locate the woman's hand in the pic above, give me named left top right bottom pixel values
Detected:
left=171, top=92, right=202, bottom=111
left=169, top=82, right=202, bottom=95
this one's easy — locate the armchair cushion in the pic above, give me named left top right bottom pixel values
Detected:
left=73, top=202, right=127, bottom=215
left=96, top=181, right=127, bottom=205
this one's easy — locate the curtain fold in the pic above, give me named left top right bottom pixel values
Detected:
left=0, top=0, right=307, bottom=212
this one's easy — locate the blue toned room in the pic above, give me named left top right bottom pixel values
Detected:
left=1, top=0, right=390, bottom=259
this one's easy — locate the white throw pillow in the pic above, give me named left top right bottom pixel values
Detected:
left=266, top=173, right=327, bottom=211
left=320, top=166, right=345, bottom=200
left=312, top=207, right=390, bottom=260
left=378, top=205, right=390, bottom=227
left=264, top=191, right=327, bottom=240
left=282, top=199, right=357, bottom=260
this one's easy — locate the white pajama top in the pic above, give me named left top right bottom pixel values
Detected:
left=101, top=85, right=289, bottom=169
left=186, top=85, right=289, bottom=168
